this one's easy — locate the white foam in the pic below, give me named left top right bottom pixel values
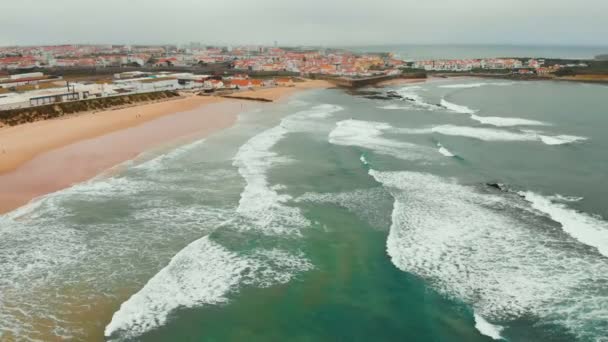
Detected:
left=431, top=125, right=537, bottom=142
left=296, top=188, right=394, bottom=231
left=470, top=115, right=548, bottom=127
left=521, top=191, right=608, bottom=258
left=132, top=138, right=207, bottom=172
left=538, top=134, right=587, bottom=145
left=104, top=236, right=254, bottom=340
left=548, top=194, right=583, bottom=203
left=234, top=104, right=343, bottom=235
left=360, top=154, right=369, bottom=165
left=440, top=99, right=477, bottom=114
left=234, top=124, right=306, bottom=235
left=105, top=236, right=312, bottom=340
left=395, top=124, right=588, bottom=148
left=474, top=313, right=505, bottom=340
left=437, top=143, right=455, bottom=157
left=440, top=82, right=514, bottom=89
left=440, top=82, right=488, bottom=89
left=369, top=169, right=608, bottom=340
left=395, top=86, right=438, bottom=110
left=329, top=120, right=433, bottom=161
left=378, top=104, right=411, bottom=110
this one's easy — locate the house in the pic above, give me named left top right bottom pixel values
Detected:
left=230, top=79, right=252, bottom=89
left=275, top=78, right=294, bottom=87
left=203, top=79, right=224, bottom=89
left=155, top=58, right=178, bottom=67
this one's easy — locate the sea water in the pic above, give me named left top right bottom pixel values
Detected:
left=1, top=79, right=607, bottom=341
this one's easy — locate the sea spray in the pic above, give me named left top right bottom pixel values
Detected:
left=474, top=313, right=505, bottom=340
left=470, top=115, right=548, bottom=127
left=521, top=191, right=608, bottom=258
left=105, top=237, right=313, bottom=340
left=367, top=169, right=608, bottom=341
left=329, top=119, right=435, bottom=161
left=440, top=99, right=477, bottom=114
left=437, top=142, right=456, bottom=157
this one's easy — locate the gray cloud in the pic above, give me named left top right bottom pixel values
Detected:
left=2, top=0, right=607, bottom=46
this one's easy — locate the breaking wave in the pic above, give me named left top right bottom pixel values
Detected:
left=398, top=124, right=588, bottom=146
left=329, top=120, right=434, bottom=161
left=234, top=104, right=343, bottom=235
left=538, top=134, right=588, bottom=145
left=105, top=236, right=312, bottom=340
left=369, top=169, right=608, bottom=341
left=395, top=86, right=439, bottom=110
left=474, top=313, right=505, bottom=340
left=378, top=104, right=412, bottom=110
left=470, top=115, right=548, bottom=127
left=106, top=104, right=342, bottom=340
left=521, top=191, right=608, bottom=258
left=439, top=82, right=515, bottom=89
left=437, top=142, right=455, bottom=157
left=430, top=125, right=537, bottom=141
left=440, top=99, right=477, bottom=114
left=0, top=164, right=238, bottom=340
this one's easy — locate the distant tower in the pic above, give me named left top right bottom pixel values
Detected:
left=274, top=41, right=278, bottom=48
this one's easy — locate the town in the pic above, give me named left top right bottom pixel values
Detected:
left=0, top=44, right=604, bottom=112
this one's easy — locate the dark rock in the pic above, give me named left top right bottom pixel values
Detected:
left=486, top=183, right=507, bottom=191
left=364, top=95, right=392, bottom=100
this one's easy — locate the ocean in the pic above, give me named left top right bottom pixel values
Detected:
left=348, top=44, right=608, bottom=60
left=1, top=78, right=608, bottom=341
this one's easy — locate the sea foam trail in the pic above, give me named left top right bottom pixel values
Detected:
left=329, top=119, right=434, bottom=161
left=521, top=191, right=608, bottom=258
left=470, top=115, right=548, bottom=127
left=431, top=125, right=537, bottom=142
left=399, top=124, right=586, bottom=146
left=105, top=237, right=313, bottom=340
left=439, top=82, right=515, bottom=89
left=0, top=141, right=241, bottom=340
left=105, top=237, right=255, bottom=340
left=474, top=314, right=505, bottom=340
left=234, top=104, right=343, bottom=235
left=378, top=104, right=412, bottom=110
left=440, top=99, right=477, bottom=114
left=538, top=134, right=587, bottom=145
left=437, top=142, right=455, bottom=157
left=369, top=169, right=608, bottom=341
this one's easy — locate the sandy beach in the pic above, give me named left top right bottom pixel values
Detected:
left=0, top=79, right=332, bottom=214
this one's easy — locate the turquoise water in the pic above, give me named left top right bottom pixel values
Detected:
left=1, top=79, right=608, bottom=341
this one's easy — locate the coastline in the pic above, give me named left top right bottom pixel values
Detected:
left=430, top=72, right=608, bottom=85
left=0, top=79, right=332, bottom=215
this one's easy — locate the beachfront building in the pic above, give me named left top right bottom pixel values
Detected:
left=0, top=83, right=107, bottom=110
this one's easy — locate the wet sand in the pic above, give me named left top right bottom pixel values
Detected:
left=0, top=80, right=332, bottom=214
left=0, top=100, right=245, bottom=214
left=0, top=94, right=220, bottom=174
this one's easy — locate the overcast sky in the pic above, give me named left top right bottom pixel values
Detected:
left=2, top=0, right=607, bottom=46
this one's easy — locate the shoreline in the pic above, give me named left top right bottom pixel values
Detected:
left=0, top=79, right=332, bottom=214
left=429, top=72, right=608, bottom=85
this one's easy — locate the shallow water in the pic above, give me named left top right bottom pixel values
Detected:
left=1, top=80, right=608, bottom=341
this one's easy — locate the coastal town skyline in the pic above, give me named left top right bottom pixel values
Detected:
left=3, top=0, right=608, bottom=47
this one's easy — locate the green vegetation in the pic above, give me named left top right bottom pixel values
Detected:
left=0, top=90, right=180, bottom=126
